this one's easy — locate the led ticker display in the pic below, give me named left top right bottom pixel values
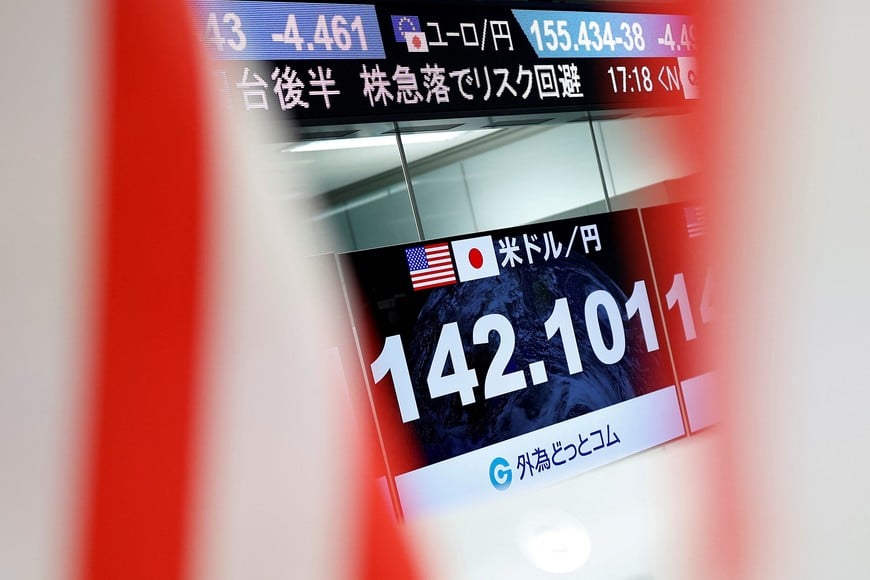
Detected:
left=340, top=209, right=687, bottom=515
left=192, top=1, right=698, bottom=124
left=192, top=1, right=385, bottom=59
left=512, top=10, right=696, bottom=59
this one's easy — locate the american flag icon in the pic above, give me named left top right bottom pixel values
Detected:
left=685, top=205, right=706, bottom=238
left=405, top=243, right=457, bottom=291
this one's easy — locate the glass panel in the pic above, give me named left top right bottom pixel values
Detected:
left=399, top=115, right=609, bottom=239
left=411, top=163, right=478, bottom=239
left=594, top=111, right=700, bottom=211
left=344, top=182, right=419, bottom=249
left=278, top=122, right=419, bottom=252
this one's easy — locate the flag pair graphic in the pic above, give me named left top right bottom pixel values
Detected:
left=406, top=235, right=500, bottom=291
left=390, top=15, right=429, bottom=52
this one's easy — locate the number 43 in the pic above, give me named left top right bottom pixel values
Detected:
left=204, top=12, right=246, bottom=52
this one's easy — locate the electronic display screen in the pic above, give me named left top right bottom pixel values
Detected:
left=339, top=208, right=687, bottom=515
left=640, top=202, right=716, bottom=432
left=191, top=1, right=698, bottom=124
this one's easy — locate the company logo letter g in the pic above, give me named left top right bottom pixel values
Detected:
left=489, top=457, right=512, bottom=490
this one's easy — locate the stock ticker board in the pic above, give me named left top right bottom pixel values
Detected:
left=191, top=1, right=699, bottom=124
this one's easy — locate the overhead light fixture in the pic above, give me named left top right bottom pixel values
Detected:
left=283, top=131, right=466, bottom=153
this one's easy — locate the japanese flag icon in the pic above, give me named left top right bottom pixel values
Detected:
left=451, top=235, right=500, bottom=282
left=404, top=30, right=429, bottom=53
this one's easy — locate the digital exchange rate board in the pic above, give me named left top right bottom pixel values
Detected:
left=640, top=203, right=716, bottom=432
left=191, top=1, right=699, bottom=124
left=340, top=208, right=688, bottom=516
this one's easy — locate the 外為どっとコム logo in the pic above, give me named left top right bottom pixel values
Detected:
left=489, top=457, right=512, bottom=490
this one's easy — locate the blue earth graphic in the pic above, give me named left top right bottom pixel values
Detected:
left=407, top=255, right=658, bottom=464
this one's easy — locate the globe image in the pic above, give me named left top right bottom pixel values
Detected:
left=407, top=254, right=661, bottom=464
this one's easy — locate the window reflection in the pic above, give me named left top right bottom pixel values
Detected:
left=401, top=115, right=609, bottom=238
left=277, top=110, right=700, bottom=254
left=280, top=122, right=416, bottom=253
left=594, top=111, right=700, bottom=210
